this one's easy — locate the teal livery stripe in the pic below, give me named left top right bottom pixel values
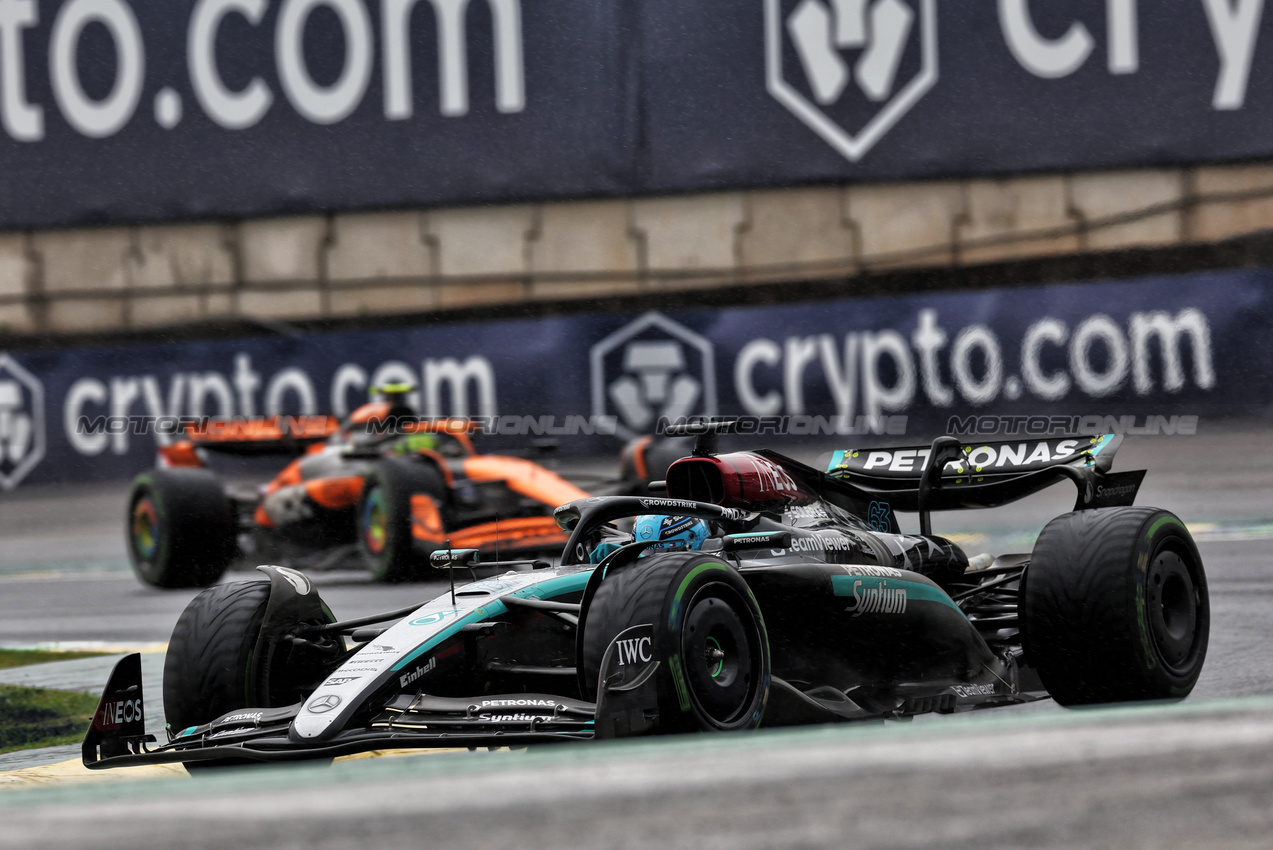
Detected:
left=390, top=607, right=502, bottom=672
left=506, top=572, right=592, bottom=600
left=830, top=575, right=966, bottom=617
left=391, top=571, right=591, bottom=672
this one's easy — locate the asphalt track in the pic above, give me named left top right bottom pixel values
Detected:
left=0, top=426, right=1271, bottom=847
left=4, top=699, right=1273, bottom=848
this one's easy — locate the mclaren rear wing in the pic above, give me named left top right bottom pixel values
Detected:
left=826, top=435, right=1146, bottom=516
left=181, top=415, right=340, bottom=456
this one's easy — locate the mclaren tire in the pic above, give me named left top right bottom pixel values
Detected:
left=357, top=457, right=448, bottom=582
left=127, top=469, right=237, bottom=589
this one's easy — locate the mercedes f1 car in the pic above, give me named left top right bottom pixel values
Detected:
left=86, top=426, right=1208, bottom=769
left=126, top=396, right=589, bottom=587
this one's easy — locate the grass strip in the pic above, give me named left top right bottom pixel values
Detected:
left=0, top=649, right=112, bottom=670
left=0, top=684, right=99, bottom=755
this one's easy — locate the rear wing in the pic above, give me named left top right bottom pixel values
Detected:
left=183, top=415, right=340, bottom=456
left=826, top=435, right=1145, bottom=516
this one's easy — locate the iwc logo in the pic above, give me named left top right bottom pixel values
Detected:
left=765, top=0, right=938, bottom=161
left=590, top=313, right=716, bottom=439
left=0, top=354, right=45, bottom=491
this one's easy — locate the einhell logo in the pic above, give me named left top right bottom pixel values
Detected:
left=0, top=354, right=44, bottom=491
left=766, top=0, right=937, bottom=161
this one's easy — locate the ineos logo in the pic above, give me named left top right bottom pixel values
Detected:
left=98, top=698, right=143, bottom=729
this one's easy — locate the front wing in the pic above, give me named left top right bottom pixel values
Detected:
left=82, top=654, right=597, bottom=769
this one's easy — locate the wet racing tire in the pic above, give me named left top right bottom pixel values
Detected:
left=1021, top=507, right=1209, bottom=706
left=357, top=457, right=448, bottom=582
left=127, top=469, right=238, bottom=588
left=581, top=552, right=770, bottom=735
left=164, top=580, right=340, bottom=769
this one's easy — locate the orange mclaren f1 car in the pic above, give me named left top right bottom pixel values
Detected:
left=126, top=398, right=590, bottom=588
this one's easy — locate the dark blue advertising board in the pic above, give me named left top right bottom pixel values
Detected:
left=0, top=0, right=636, bottom=227
left=0, top=268, right=1269, bottom=489
left=2, top=1, right=1273, bottom=227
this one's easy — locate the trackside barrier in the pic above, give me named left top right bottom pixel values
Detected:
left=0, top=269, right=1269, bottom=489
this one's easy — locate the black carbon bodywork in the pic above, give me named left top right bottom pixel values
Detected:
left=86, top=433, right=1156, bottom=768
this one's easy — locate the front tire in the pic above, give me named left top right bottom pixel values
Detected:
left=582, top=552, right=770, bottom=734
left=1021, top=507, right=1209, bottom=706
left=163, top=579, right=341, bottom=768
left=127, top=469, right=237, bottom=588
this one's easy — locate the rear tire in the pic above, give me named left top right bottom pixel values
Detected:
left=582, top=552, right=770, bottom=734
left=357, top=457, right=448, bottom=582
left=163, top=580, right=340, bottom=769
left=1021, top=507, right=1209, bottom=706
left=127, top=469, right=237, bottom=588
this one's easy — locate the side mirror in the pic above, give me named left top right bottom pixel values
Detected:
left=429, top=548, right=481, bottom=569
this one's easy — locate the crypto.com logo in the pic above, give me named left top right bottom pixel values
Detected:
left=765, top=0, right=938, bottom=161
left=591, top=313, right=716, bottom=440
left=0, top=353, right=45, bottom=491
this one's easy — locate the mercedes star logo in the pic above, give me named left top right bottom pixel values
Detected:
left=307, top=694, right=342, bottom=713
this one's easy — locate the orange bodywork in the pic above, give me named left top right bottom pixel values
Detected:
left=209, top=421, right=580, bottom=557
left=413, top=515, right=567, bottom=553
left=403, top=456, right=586, bottom=554
left=158, top=441, right=202, bottom=468
left=255, top=458, right=308, bottom=527
left=628, top=435, right=653, bottom=481
left=187, top=415, right=339, bottom=443
left=347, top=410, right=478, bottom=455
left=305, top=475, right=365, bottom=510
left=349, top=402, right=393, bottom=424
left=397, top=418, right=478, bottom=455
left=410, top=495, right=445, bottom=538
left=461, top=456, right=589, bottom=508
left=264, top=458, right=304, bottom=496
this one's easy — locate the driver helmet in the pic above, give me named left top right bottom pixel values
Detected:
left=348, top=382, right=418, bottom=439
left=633, top=515, right=710, bottom=556
left=371, top=382, right=417, bottom=415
